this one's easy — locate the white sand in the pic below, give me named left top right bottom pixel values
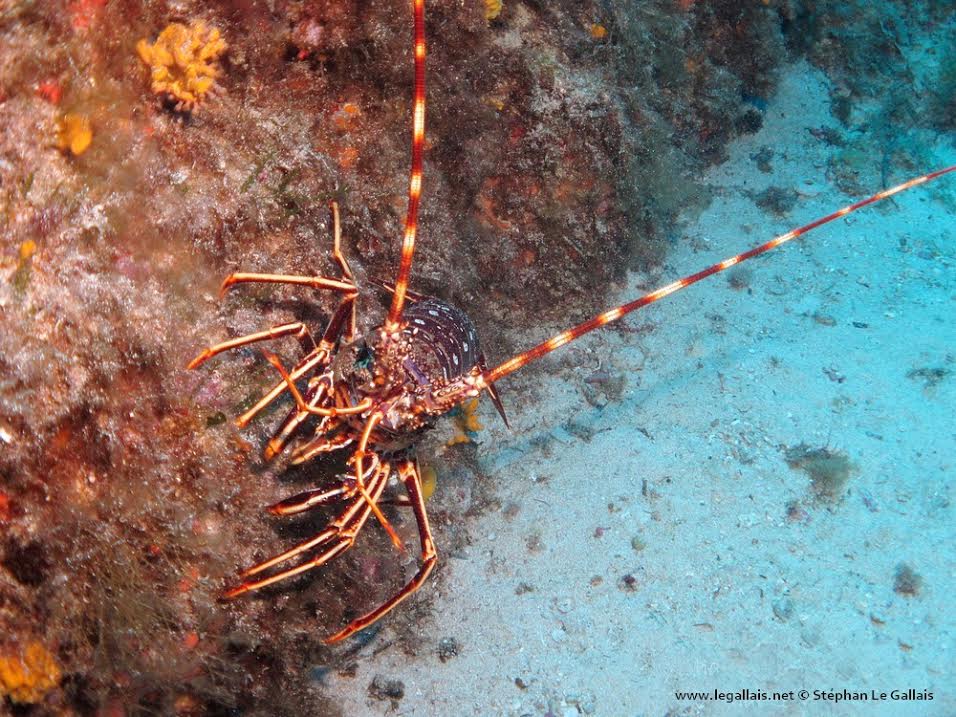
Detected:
left=328, top=61, right=955, bottom=716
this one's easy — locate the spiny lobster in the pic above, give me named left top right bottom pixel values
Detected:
left=189, top=0, right=956, bottom=643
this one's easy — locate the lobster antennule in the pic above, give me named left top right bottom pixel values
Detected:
left=386, top=0, right=427, bottom=332
left=480, top=165, right=956, bottom=386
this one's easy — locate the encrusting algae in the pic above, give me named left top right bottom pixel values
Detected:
left=0, top=642, right=62, bottom=704
left=137, top=21, right=227, bottom=110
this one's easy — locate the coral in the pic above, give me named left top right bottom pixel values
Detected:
left=484, top=0, right=502, bottom=21
left=0, top=642, right=62, bottom=704
left=136, top=21, right=227, bottom=109
left=56, top=113, right=92, bottom=155
left=332, top=101, right=362, bottom=131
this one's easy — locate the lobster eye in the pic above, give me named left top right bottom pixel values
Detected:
left=355, top=344, right=374, bottom=369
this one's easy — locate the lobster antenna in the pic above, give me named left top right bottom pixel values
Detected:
left=480, top=165, right=956, bottom=386
left=386, top=0, right=427, bottom=332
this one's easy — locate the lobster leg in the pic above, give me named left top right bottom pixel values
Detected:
left=290, top=432, right=354, bottom=465
left=219, top=272, right=355, bottom=297
left=242, top=457, right=382, bottom=577
left=203, top=202, right=359, bottom=424
left=236, top=350, right=328, bottom=428
left=325, top=459, right=437, bottom=643
left=267, top=484, right=349, bottom=516
left=352, top=414, right=404, bottom=551
left=187, top=322, right=313, bottom=370
left=329, top=201, right=354, bottom=282
left=263, top=375, right=332, bottom=460
left=223, top=460, right=390, bottom=594
left=236, top=295, right=356, bottom=428
left=329, top=201, right=358, bottom=341
left=262, top=351, right=373, bottom=418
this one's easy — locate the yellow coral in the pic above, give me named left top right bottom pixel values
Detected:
left=446, top=398, right=484, bottom=446
left=485, top=0, right=502, bottom=21
left=0, top=642, right=61, bottom=704
left=56, top=113, right=92, bottom=155
left=137, top=21, right=227, bottom=109
left=590, top=23, right=608, bottom=40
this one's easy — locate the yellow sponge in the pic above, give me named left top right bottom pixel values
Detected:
left=137, top=21, right=227, bottom=109
left=0, top=642, right=62, bottom=704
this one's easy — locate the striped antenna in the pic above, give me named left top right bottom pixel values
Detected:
left=480, top=165, right=956, bottom=386
left=386, top=0, right=427, bottom=332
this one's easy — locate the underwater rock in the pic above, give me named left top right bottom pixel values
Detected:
left=782, top=0, right=954, bottom=187
left=1, top=538, right=51, bottom=587
left=368, top=673, right=405, bottom=703
left=437, top=636, right=462, bottom=662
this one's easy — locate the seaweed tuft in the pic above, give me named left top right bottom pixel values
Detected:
left=784, top=443, right=857, bottom=502
left=893, top=563, right=923, bottom=598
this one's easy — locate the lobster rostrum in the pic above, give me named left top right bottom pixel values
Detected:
left=190, top=0, right=956, bottom=643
